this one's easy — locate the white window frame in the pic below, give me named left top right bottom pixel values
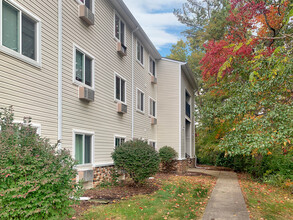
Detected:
left=0, top=120, right=41, bottom=135
left=113, top=11, right=126, bottom=46
left=72, top=129, right=94, bottom=166
left=149, top=97, right=157, bottom=118
left=75, top=0, right=95, bottom=13
left=149, top=56, right=156, bottom=77
left=114, top=72, right=127, bottom=104
left=114, top=135, right=126, bottom=149
left=185, top=88, right=191, bottom=120
left=136, top=40, right=144, bottom=66
left=72, top=44, right=95, bottom=90
left=148, top=140, right=157, bottom=149
left=0, top=0, right=42, bottom=68
left=136, top=88, right=145, bottom=114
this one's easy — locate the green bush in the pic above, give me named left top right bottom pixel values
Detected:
left=159, top=146, right=178, bottom=163
left=0, top=107, right=82, bottom=219
left=111, top=140, right=160, bottom=184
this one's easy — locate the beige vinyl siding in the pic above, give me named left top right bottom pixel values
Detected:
left=0, top=0, right=58, bottom=142
left=62, top=0, right=134, bottom=165
left=181, top=69, right=195, bottom=158
left=157, top=60, right=180, bottom=153
left=133, top=38, right=157, bottom=141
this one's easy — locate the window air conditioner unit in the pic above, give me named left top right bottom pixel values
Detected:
left=79, top=5, right=95, bottom=25
left=151, top=117, right=157, bottom=125
left=117, top=42, right=127, bottom=57
left=79, top=86, right=95, bottom=102
left=151, top=75, right=157, bottom=84
left=117, top=103, right=127, bottom=114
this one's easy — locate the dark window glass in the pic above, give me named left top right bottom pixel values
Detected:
left=121, top=79, right=125, bottom=102
left=84, top=0, right=91, bottom=10
left=116, top=76, right=120, bottom=100
left=76, top=50, right=83, bottom=82
left=85, top=56, right=92, bottom=86
left=84, top=135, right=91, bottom=164
left=153, top=101, right=156, bottom=117
left=141, top=46, right=144, bottom=64
left=22, top=15, right=35, bottom=60
left=141, top=93, right=144, bottom=111
left=120, top=21, right=125, bottom=45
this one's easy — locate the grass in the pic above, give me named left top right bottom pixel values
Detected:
left=80, top=175, right=216, bottom=220
left=238, top=173, right=293, bottom=220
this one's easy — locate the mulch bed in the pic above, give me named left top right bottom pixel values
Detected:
left=71, top=172, right=210, bottom=218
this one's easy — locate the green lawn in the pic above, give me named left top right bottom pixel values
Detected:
left=80, top=175, right=216, bottom=220
left=238, top=174, right=293, bottom=220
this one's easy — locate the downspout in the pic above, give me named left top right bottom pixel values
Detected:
left=57, top=0, right=63, bottom=150
left=178, top=64, right=182, bottom=160
left=131, top=27, right=139, bottom=139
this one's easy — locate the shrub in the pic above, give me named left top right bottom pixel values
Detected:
left=111, top=140, right=160, bottom=184
left=0, top=107, right=82, bottom=219
left=159, top=146, right=178, bottom=163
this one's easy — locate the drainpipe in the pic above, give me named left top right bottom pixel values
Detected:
left=178, top=64, right=182, bottom=160
left=131, top=27, right=139, bottom=139
left=57, top=0, right=63, bottom=150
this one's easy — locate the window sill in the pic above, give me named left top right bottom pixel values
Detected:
left=114, top=99, right=127, bottom=105
left=136, top=59, right=144, bottom=68
left=73, top=80, right=95, bottom=91
left=136, top=109, right=145, bottom=115
left=0, top=45, right=41, bottom=69
left=74, top=164, right=93, bottom=170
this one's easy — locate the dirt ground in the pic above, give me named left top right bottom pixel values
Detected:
left=71, top=172, right=211, bottom=218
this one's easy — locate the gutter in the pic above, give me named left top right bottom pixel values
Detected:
left=131, top=27, right=139, bottom=139
left=57, top=0, right=63, bottom=150
left=178, top=64, right=182, bottom=160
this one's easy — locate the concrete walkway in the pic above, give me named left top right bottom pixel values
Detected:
left=189, top=168, right=250, bottom=220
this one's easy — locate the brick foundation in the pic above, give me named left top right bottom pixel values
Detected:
left=93, top=165, right=115, bottom=187
left=160, top=158, right=195, bottom=174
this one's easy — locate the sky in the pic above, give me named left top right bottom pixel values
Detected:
left=123, top=0, right=187, bottom=57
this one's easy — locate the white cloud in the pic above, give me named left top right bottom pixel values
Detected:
left=123, top=0, right=186, bottom=49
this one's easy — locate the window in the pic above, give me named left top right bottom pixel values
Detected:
left=79, top=0, right=93, bottom=11
left=137, top=41, right=144, bottom=65
left=75, top=133, right=92, bottom=165
left=149, top=141, right=156, bottom=149
left=115, top=14, right=125, bottom=45
left=137, top=89, right=145, bottom=112
left=1, top=0, right=40, bottom=63
left=115, top=74, right=126, bottom=103
left=186, top=90, right=191, bottom=118
left=74, top=47, right=94, bottom=87
left=149, top=98, right=156, bottom=117
left=115, top=136, right=125, bottom=148
left=149, top=57, right=156, bottom=76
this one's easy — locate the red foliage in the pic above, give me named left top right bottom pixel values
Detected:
left=200, top=0, right=287, bottom=81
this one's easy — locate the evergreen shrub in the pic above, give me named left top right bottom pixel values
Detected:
left=111, top=140, right=160, bottom=184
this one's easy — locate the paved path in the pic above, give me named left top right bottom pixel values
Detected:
left=189, top=168, right=250, bottom=220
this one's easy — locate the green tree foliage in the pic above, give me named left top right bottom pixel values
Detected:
left=0, top=107, right=82, bottom=219
left=111, top=140, right=160, bottom=184
left=171, top=0, right=293, bottom=187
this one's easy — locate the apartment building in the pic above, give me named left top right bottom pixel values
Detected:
left=0, top=0, right=197, bottom=188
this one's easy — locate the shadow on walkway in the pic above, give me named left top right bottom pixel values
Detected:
left=189, top=168, right=250, bottom=220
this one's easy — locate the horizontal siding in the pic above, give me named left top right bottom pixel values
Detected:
left=157, top=60, right=180, bottom=153
left=0, top=0, right=58, bottom=142
left=181, top=71, right=195, bottom=158
left=62, top=0, right=134, bottom=163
